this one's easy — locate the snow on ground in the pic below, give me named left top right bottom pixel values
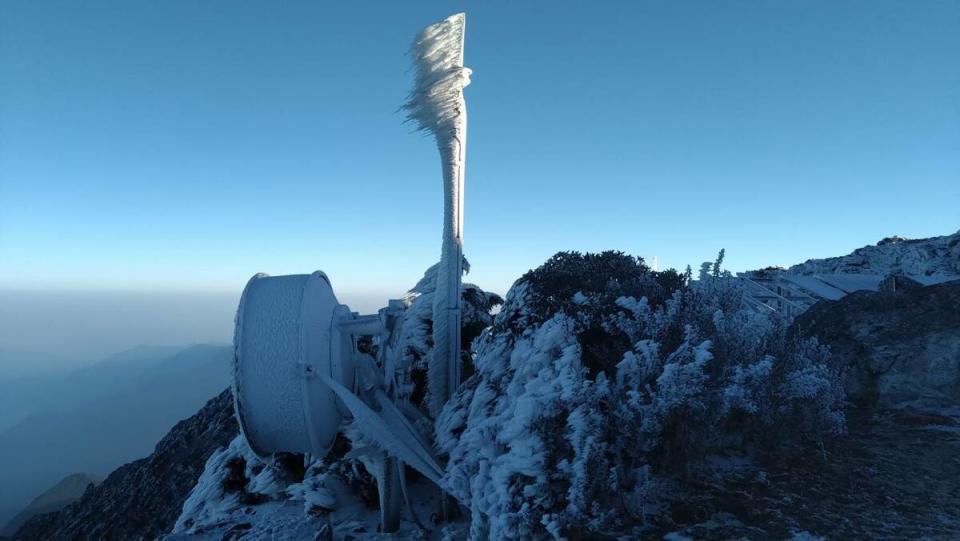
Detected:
left=167, top=435, right=467, bottom=541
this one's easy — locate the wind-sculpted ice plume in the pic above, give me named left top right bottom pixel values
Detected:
left=403, top=13, right=471, bottom=416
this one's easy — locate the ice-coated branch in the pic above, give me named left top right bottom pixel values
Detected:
left=404, top=13, right=470, bottom=416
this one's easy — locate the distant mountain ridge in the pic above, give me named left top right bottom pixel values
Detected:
left=1, top=474, right=99, bottom=536
left=0, top=349, right=73, bottom=382
left=789, top=230, right=960, bottom=277
left=0, top=344, right=231, bottom=529
left=0, top=344, right=220, bottom=433
left=12, top=391, right=237, bottom=541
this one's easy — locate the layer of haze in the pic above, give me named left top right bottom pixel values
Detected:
left=0, top=289, right=388, bottom=364
left=2, top=1, right=959, bottom=365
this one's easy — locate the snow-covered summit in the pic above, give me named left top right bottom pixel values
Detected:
left=13, top=250, right=959, bottom=541
left=789, top=230, right=960, bottom=277
left=741, top=229, right=960, bottom=315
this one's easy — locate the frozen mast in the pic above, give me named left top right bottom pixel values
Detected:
left=230, top=13, right=473, bottom=534
left=403, top=12, right=471, bottom=416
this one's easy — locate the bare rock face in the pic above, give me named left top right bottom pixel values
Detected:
left=793, top=279, right=960, bottom=407
left=13, top=389, right=237, bottom=541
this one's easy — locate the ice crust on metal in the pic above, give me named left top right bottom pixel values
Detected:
left=233, top=272, right=343, bottom=457
left=404, top=13, right=470, bottom=416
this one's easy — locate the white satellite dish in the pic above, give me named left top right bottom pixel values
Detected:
left=233, top=271, right=446, bottom=531
left=231, top=13, right=470, bottom=533
left=233, top=272, right=351, bottom=458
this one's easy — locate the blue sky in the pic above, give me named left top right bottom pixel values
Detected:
left=2, top=0, right=959, bottom=300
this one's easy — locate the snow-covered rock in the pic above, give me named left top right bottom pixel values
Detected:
left=789, top=230, right=960, bottom=277
left=167, top=433, right=455, bottom=541
left=741, top=230, right=960, bottom=316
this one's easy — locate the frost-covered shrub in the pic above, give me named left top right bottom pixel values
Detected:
left=437, top=251, right=845, bottom=539
left=396, top=263, right=502, bottom=408
left=500, top=251, right=685, bottom=377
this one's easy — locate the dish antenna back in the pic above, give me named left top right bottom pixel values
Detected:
left=231, top=13, right=470, bottom=533
left=233, top=272, right=349, bottom=458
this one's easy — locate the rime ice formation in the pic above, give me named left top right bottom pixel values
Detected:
left=169, top=268, right=499, bottom=540
left=434, top=252, right=846, bottom=539
left=169, top=433, right=462, bottom=541
left=230, top=269, right=451, bottom=532
left=224, top=16, right=476, bottom=533
left=233, top=273, right=344, bottom=459
left=403, top=13, right=472, bottom=416
left=14, top=246, right=960, bottom=540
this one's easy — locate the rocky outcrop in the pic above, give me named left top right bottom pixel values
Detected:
left=13, top=389, right=237, bottom=541
left=793, top=279, right=960, bottom=407
left=789, top=230, right=960, bottom=277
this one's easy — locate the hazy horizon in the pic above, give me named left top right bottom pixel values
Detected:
left=3, top=223, right=958, bottom=367
left=0, top=287, right=395, bottom=365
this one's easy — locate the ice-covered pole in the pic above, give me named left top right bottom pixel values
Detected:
left=403, top=13, right=470, bottom=416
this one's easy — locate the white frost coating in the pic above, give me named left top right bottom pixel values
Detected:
left=172, top=434, right=455, bottom=540
left=174, top=436, right=268, bottom=532
left=404, top=13, right=471, bottom=416
left=319, top=373, right=446, bottom=487
left=404, top=13, right=471, bottom=139
left=233, top=272, right=342, bottom=458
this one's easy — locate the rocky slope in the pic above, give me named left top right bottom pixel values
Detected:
left=0, top=344, right=231, bottom=528
left=789, top=230, right=960, bottom=277
left=793, top=279, right=960, bottom=407
left=12, top=389, right=237, bottom=541
left=1, top=474, right=98, bottom=536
